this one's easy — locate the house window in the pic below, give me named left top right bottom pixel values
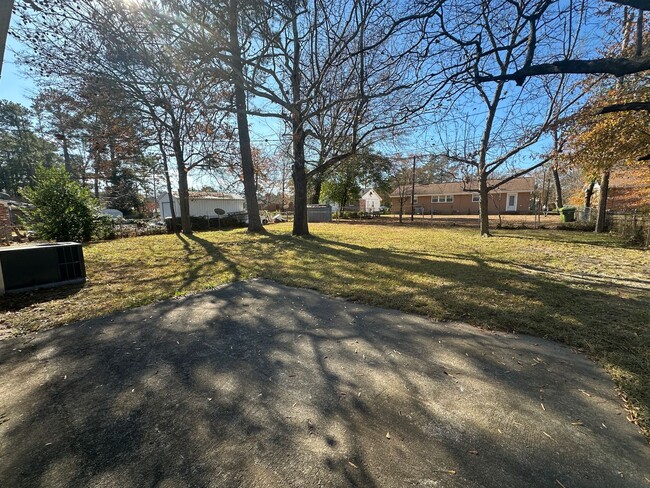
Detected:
left=432, top=195, right=453, bottom=203
left=472, top=194, right=480, bottom=203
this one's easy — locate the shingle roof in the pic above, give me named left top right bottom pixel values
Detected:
left=390, top=177, right=535, bottom=197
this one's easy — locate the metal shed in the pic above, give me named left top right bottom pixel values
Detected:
left=307, top=204, right=332, bottom=223
left=158, top=192, right=245, bottom=220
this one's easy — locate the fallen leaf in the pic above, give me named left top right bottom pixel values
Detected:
left=348, top=461, right=358, bottom=469
left=543, top=431, right=554, bottom=441
left=571, top=420, right=584, bottom=426
left=386, top=432, right=391, bottom=439
left=468, top=450, right=479, bottom=456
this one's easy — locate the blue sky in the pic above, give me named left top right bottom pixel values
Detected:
left=1, top=3, right=603, bottom=190
left=0, top=35, right=35, bottom=105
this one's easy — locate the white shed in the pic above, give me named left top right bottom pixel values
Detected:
left=158, top=191, right=246, bottom=220
left=359, top=189, right=381, bottom=212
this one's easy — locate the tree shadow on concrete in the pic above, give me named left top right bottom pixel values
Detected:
left=274, top=234, right=650, bottom=428
left=1, top=279, right=648, bottom=487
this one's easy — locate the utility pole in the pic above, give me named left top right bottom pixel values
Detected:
left=410, top=155, right=416, bottom=221
left=281, top=159, right=286, bottom=212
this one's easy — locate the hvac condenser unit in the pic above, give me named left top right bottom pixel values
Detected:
left=0, top=242, right=86, bottom=295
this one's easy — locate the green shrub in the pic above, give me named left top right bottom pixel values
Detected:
left=341, top=211, right=359, bottom=219
left=21, top=165, right=99, bottom=242
left=94, top=215, right=118, bottom=240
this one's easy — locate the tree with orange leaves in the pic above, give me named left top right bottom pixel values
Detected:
left=565, top=79, right=650, bottom=229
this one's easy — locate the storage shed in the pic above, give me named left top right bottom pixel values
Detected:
left=158, top=192, right=246, bottom=220
left=307, top=204, right=332, bottom=222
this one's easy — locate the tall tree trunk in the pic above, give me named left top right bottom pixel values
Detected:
left=584, top=178, right=596, bottom=208
left=93, top=151, right=100, bottom=199
left=476, top=170, right=491, bottom=236
left=292, top=124, right=309, bottom=236
left=552, top=165, right=563, bottom=209
left=290, top=1, right=309, bottom=236
left=156, top=130, right=177, bottom=232
left=311, top=174, right=322, bottom=204
left=62, top=135, right=72, bottom=174
left=228, top=0, right=264, bottom=233
left=595, top=170, right=610, bottom=233
left=172, top=134, right=192, bottom=235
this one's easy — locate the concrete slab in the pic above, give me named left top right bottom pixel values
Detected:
left=0, top=280, right=648, bottom=487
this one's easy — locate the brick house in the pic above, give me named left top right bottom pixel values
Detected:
left=390, top=177, right=535, bottom=215
left=604, top=169, right=650, bottom=212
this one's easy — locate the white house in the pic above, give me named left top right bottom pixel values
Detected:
left=359, top=189, right=381, bottom=212
left=158, top=191, right=246, bottom=220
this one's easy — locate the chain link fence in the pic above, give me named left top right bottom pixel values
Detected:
left=573, top=207, right=649, bottom=247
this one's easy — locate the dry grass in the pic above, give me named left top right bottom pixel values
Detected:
left=1, top=222, right=649, bottom=438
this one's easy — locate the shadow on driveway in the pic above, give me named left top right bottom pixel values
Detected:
left=0, top=280, right=648, bottom=487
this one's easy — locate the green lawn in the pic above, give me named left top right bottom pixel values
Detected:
left=2, top=222, right=649, bottom=438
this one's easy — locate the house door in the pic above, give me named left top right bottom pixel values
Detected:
left=506, top=193, right=518, bottom=212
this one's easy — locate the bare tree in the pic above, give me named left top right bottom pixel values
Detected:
left=475, top=0, right=649, bottom=232
left=14, top=0, right=235, bottom=234
left=171, top=0, right=437, bottom=235
left=476, top=0, right=650, bottom=87
left=427, top=0, right=584, bottom=235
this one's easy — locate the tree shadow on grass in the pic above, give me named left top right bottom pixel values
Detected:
left=273, top=234, right=650, bottom=430
left=176, top=233, right=241, bottom=287
left=492, top=229, right=639, bottom=249
left=0, top=283, right=85, bottom=312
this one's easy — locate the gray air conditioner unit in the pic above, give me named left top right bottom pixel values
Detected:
left=0, top=242, right=86, bottom=295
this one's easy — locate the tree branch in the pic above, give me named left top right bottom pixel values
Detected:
left=478, top=55, right=650, bottom=85
left=606, top=0, right=650, bottom=10
left=598, top=101, right=650, bottom=114
left=487, top=155, right=551, bottom=191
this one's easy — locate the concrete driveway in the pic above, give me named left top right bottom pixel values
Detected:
left=0, top=280, right=648, bottom=487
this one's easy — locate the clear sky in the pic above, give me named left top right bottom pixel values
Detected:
left=0, top=34, right=35, bottom=105
left=0, top=5, right=592, bottom=190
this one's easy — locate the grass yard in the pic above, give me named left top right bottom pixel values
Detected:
left=1, top=222, right=649, bottom=438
